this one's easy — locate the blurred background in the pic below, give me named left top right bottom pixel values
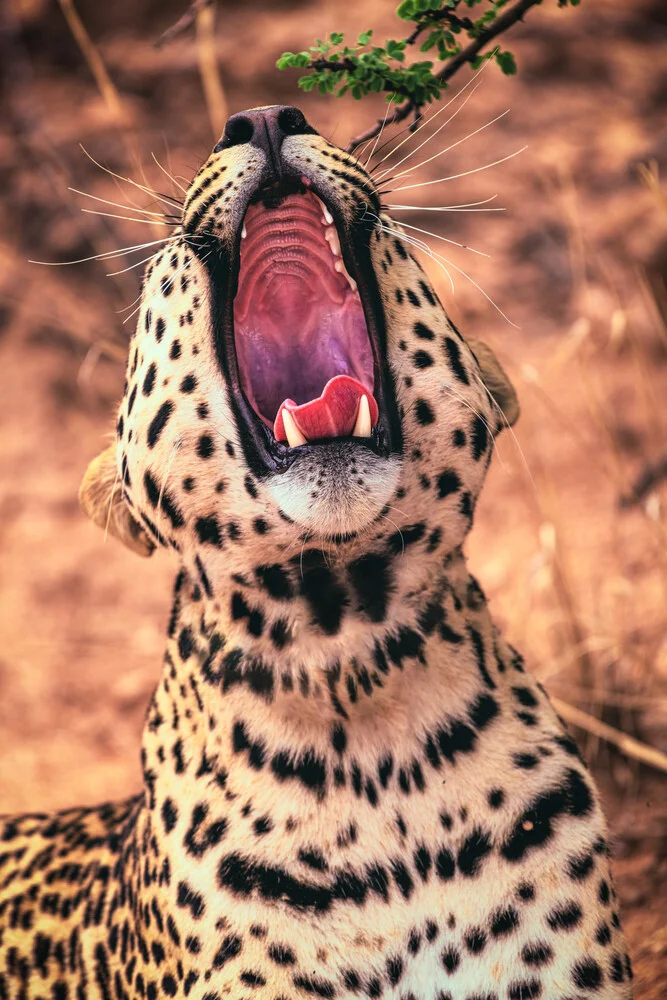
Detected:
left=1, top=0, right=666, bottom=991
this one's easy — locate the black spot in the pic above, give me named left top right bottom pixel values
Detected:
left=464, top=928, right=486, bottom=954
left=595, top=922, right=611, bottom=946
left=444, top=336, right=469, bottom=384
left=390, top=859, right=414, bottom=899
left=436, top=468, right=462, bottom=499
left=571, top=958, right=603, bottom=990
left=490, top=906, right=519, bottom=937
left=386, top=957, right=403, bottom=986
left=143, top=363, right=157, bottom=396
left=508, top=980, right=541, bottom=999
left=212, top=934, right=242, bottom=968
left=514, top=752, right=539, bottom=770
left=240, top=971, right=266, bottom=988
left=414, top=321, right=435, bottom=340
left=271, top=748, right=326, bottom=797
left=155, top=317, right=165, bottom=342
left=255, top=564, right=293, bottom=600
left=244, top=474, right=258, bottom=499
left=457, top=828, right=492, bottom=877
left=435, top=847, right=455, bottom=881
left=144, top=469, right=160, bottom=507
left=197, top=434, right=215, bottom=459
left=293, top=551, right=349, bottom=635
left=608, top=954, right=624, bottom=981
left=546, top=901, right=582, bottom=932
left=161, top=798, right=178, bottom=833
left=270, top=618, right=291, bottom=649
left=195, top=515, right=223, bottom=548
left=567, top=851, right=594, bottom=881
left=178, top=627, right=194, bottom=660
left=471, top=415, right=488, bottom=460
left=512, top=686, right=538, bottom=708
left=488, top=789, right=504, bottom=809
left=169, top=340, right=181, bottom=359
left=147, top=401, right=174, bottom=448
left=419, top=280, right=436, bottom=306
left=347, top=553, right=393, bottom=622
left=414, top=399, right=435, bottom=425
left=268, top=944, right=296, bottom=965
left=414, top=844, right=431, bottom=881
left=298, top=848, right=328, bottom=871
left=176, top=881, right=205, bottom=919
left=413, top=350, right=434, bottom=369
left=180, top=374, right=197, bottom=393
left=292, top=974, right=336, bottom=998
left=521, top=943, right=553, bottom=967
left=385, top=627, right=425, bottom=667
left=441, top=948, right=460, bottom=974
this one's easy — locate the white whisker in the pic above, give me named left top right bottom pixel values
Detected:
left=373, top=83, right=484, bottom=183
left=388, top=197, right=505, bottom=213
left=386, top=146, right=527, bottom=193
left=363, top=101, right=396, bottom=168
left=381, top=109, right=511, bottom=185
left=151, top=151, right=189, bottom=196
left=68, top=187, right=173, bottom=219
left=395, top=219, right=489, bottom=257
left=29, top=235, right=181, bottom=267
left=79, top=145, right=183, bottom=210
left=370, top=59, right=491, bottom=171
left=80, top=208, right=174, bottom=226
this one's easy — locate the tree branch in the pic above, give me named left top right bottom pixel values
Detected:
left=346, top=0, right=543, bottom=152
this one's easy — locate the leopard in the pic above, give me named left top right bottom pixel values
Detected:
left=0, top=105, right=633, bottom=1000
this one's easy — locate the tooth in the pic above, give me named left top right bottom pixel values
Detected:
left=315, top=194, right=334, bottom=226
left=241, top=224, right=247, bottom=239
left=325, top=225, right=341, bottom=257
left=334, top=259, right=357, bottom=292
left=282, top=408, right=307, bottom=448
left=353, top=395, right=372, bottom=438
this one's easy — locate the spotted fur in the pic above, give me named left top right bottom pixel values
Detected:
left=0, top=106, right=633, bottom=1000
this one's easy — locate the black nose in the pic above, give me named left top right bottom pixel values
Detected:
left=214, top=106, right=318, bottom=159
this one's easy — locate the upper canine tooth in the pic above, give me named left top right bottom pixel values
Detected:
left=241, top=224, right=247, bottom=239
left=282, top=408, right=307, bottom=448
left=352, top=395, right=372, bottom=438
left=315, top=195, right=334, bottom=226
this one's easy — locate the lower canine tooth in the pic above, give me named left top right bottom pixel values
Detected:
left=282, top=408, right=307, bottom=448
left=353, top=395, right=372, bottom=438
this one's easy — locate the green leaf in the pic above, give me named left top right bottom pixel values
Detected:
left=396, top=0, right=415, bottom=19
left=357, top=30, right=373, bottom=45
left=329, top=31, right=344, bottom=44
left=495, top=49, right=517, bottom=74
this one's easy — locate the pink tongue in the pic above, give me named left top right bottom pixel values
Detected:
left=273, top=375, right=379, bottom=442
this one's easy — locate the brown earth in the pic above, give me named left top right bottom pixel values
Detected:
left=1, top=0, right=666, bottom=993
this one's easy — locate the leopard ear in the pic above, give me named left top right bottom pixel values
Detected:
left=79, top=445, right=155, bottom=558
left=468, top=339, right=520, bottom=431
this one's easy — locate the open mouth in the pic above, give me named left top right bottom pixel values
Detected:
left=219, top=179, right=399, bottom=466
